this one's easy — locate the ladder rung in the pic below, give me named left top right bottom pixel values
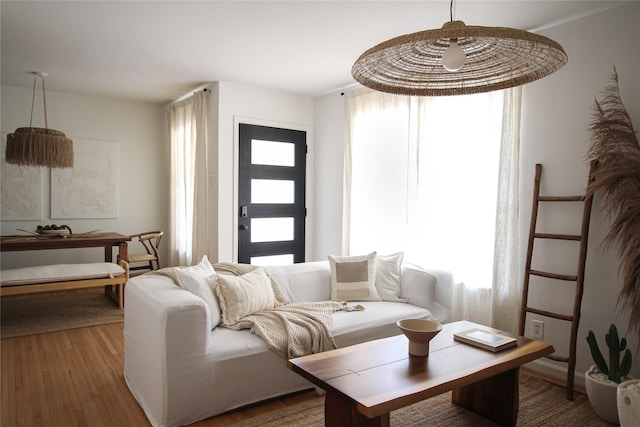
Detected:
left=525, top=306, right=573, bottom=322
left=546, top=353, right=571, bottom=363
left=538, top=196, right=585, bottom=202
left=534, top=233, right=581, bottom=241
left=529, top=269, right=577, bottom=281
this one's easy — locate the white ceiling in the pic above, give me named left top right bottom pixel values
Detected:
left=1, top=1, right=629, bottom=104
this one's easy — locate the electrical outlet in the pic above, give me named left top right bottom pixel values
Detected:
left=532, top=320, right=544, bottom=340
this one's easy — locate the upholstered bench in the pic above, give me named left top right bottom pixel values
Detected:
left=0, top=261, right=129, bottom=308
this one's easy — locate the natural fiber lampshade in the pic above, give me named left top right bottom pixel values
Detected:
left=5, top=72, right=73, bottom=168
left=6, top=128, right=73, bottom=168
left=352, top=20, right=568, bottom=96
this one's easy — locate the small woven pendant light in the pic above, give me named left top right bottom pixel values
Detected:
left=352, top=1, right=568, bottom=96
left=5, top=72, right=74, bottom=168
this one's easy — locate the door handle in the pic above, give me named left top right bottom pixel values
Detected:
left=239, top=224, right=249, bottom=230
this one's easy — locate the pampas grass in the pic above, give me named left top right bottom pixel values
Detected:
left=586, top=68, right=640, bottom=339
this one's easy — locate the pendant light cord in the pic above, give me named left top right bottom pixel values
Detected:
left=42, top=76, right=48, bottom=128
left=450, top=0, right=454, bottom=22
left=28, top=73, right=49, bottom=129
left=29, top=74, right=36, bottom=127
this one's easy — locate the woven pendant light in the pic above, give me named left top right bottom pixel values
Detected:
left=5, top=72, right=73, bottom=168
left=352, top=1, right=568, bottom=96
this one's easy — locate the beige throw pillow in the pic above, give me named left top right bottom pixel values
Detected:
left=328, top=252, right=381, bottom=301
left=213, top=268, right=275, bottom=326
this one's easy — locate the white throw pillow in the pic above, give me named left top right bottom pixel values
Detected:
left=328, top=252, right=381, bottom=301
left=375, top=252, right=407, bottom=302
left=174, top=255, right=221, bottom=329
left=213, top=268, right=275, bottom=326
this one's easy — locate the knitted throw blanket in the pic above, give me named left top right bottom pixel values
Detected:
left=227, top=299, right=344, bottom=358
left=214, top=262, right=364, bottom=359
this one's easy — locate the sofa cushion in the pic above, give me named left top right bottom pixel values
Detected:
left=213, top=268, right=275, bottom=326
left=328, top=252, right=381, bottom=301
left=375, top=252, right=407, bottom=302
left=331, top=301, right=434, bottom=348
left=173, top=255, right=221, bottom=329
left=266, top=261, right=331, bottom=303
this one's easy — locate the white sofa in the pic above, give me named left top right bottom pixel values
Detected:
left=123, top=259, right=453, bottom=427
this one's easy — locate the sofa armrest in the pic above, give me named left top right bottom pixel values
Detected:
left=400, top=264, right=453, bottom=323
left=124, top=275, right=211, bottom=427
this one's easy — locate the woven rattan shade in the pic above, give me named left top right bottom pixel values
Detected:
left=352, top=20, right=568, bottom=96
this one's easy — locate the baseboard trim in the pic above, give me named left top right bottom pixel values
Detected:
left=522, top=359, right=586, bottom=395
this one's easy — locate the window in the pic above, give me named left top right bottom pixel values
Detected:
left=345, top=89, right=504, bottom=290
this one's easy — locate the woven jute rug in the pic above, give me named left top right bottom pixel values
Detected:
left=231, top=375, right=609, bottom=427
left=1, top=288, right=123, bottom=339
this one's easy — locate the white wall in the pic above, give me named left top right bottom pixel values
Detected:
left=313, top=2, right=640, bottom=383
left=520, top=2, right=640, bottom=382
left=313, top=92, right=345, bottom=260
left=210, top=81, right=314, bottom=263
left=1, top=86, right=167, bottom=267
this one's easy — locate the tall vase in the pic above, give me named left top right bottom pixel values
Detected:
left=618, top=379, right=640, bottom=427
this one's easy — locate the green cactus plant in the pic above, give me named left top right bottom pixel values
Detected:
left=586, top=323, right=632, bottom=383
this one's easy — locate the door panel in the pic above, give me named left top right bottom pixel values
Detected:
left=238, top=124, right=306, bottom=265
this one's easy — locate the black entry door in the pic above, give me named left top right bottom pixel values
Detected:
left=238, top=124, right=306, bottom=264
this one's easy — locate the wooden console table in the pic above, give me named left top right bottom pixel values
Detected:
left=288, top=320, right=554, bottom=427
left=0, top=232, right=131, bottom=263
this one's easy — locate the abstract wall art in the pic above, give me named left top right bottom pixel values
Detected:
left=51, top=138, right=119, bottom=219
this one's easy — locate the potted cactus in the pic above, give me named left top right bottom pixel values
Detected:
left=585, top=324, right=632, bottom=423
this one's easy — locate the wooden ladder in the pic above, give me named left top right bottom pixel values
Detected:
left=518, top=161, right=597, bottom=401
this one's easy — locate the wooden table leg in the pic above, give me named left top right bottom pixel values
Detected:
left=118, top=242, right=128, bottom=263
left=325, top=392, right=390, bottom=427
left=452, top=367, right=519, bottom=427
left=104, top=245, right=114, bottom=295
left=103, top=242, right=128, bottom=263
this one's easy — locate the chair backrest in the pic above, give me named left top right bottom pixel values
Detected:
left=130, top=231, right=163, bottom=269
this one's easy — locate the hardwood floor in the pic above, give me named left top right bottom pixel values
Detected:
left=1, top=322, right=317, bottom=427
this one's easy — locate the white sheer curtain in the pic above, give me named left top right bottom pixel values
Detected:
left=344, top=87, right=521, bottom=326
left=491, top=87, right=522, bottom=332
left=167, top=90, right=209, bottom=266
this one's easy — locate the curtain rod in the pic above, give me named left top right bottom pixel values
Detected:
left=171, top=85, right=211, bottom=105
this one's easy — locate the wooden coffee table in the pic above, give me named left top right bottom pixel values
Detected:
left=287, top=320, right=554, bottom=427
